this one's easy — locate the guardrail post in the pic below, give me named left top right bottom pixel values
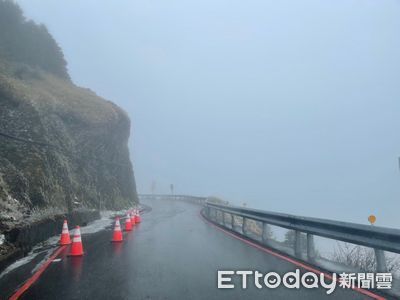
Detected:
left=294, top=231, right=302, bottom=258
left=218, top=210, right=223, bottom=224
left=242, top=217, right=247, bottom=235
left=374, top=249, right=388, bottom=273
left=232, top=214, right=237, bottom=231
left=262, top=223, right=270, bottom=245
left=230, top=214, right=234, bottom=229
left=306, top=233, right=316, bottom=262
left=223, top=212, right=227, bottom=227
left=211, top=208, right=215, bottom=221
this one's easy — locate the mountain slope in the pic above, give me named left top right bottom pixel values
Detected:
left=0, top=0, right=138, bottom=230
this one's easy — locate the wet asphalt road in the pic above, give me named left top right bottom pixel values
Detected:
left=12, top=199, right=374, bottom=299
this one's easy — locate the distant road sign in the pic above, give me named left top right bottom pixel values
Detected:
left=368, top=215, right=376, bottom=225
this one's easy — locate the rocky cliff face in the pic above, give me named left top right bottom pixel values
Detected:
left=0, top=0, right=138, bottom=268
left=0, top=60, right=138, bottom=229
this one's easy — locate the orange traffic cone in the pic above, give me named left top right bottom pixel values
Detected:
left=135, top=209, right=141, bottom=223
left=111, top=217, right=123, bottom=242
left=59, top=220, right=71, bottom=245
left=130, top=212, right=136, bottom=226
left=68, top=226, right=84, bottom=256
left=125, top=213, right=132, bottom=231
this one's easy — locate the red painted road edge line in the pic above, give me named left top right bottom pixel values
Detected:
left=199, top=211, right=385, bottom=300
left=9, top=245, right=67, bottom=300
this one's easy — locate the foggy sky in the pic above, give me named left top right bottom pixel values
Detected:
left=16, top=0, right=400, bottom=227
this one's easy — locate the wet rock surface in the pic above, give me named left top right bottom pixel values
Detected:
left=0, top=210, right=100, bottom=272
left=0, top=0, right=138, bottom=272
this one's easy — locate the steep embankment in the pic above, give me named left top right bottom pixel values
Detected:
left=0, top=63, right=138, bottom=219
left=0, top=0, right=138, bottom=265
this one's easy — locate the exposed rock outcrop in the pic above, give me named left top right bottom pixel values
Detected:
left=0, top=1, right=138, bottom=267
left=0, top=62, right=138, bottom=230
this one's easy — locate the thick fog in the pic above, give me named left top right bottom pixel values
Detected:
left=16, top=0, right=400, bottom=227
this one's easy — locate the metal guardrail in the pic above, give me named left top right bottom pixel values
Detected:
left=138, top=194, right=206, bottom=205
left=204, top=201, right=400, bottom=273
left=139, top=194, right=400, bottom=273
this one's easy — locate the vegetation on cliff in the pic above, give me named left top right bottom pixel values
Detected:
left=0, top=0, right=68, bottom=79
left=0, top=0, right=138, bottom=232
